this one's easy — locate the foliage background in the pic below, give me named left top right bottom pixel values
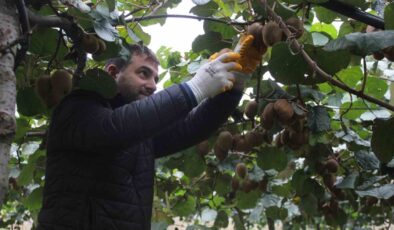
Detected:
left=2, top=0, right=394, bottom=229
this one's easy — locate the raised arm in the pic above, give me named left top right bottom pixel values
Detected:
left=153, top=89, right=242, bottom=158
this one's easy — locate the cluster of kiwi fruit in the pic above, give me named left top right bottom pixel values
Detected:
left=260, top=99, right=309, bottom=150
left=246, top=17, right=304, bottom=50
left=35, top=69, right=73, bottom=108
left=365, top=25, right=394, bottom=61
left=81, top=33, right=107, bottom=54
left=317, top=156, right=345, bottom=200
left=230, top=163, right=268, bottom=193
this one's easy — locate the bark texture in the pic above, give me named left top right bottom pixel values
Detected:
left=0, top=0, right=20, bottom=206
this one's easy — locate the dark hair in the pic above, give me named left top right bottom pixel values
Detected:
left=105, top=44, right=159, bottom=71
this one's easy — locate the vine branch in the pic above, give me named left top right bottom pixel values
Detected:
left=125, top=14, right=256, bottom=26
left=260, top=0, right=394, bottom=112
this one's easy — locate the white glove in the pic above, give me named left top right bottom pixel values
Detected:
left=186, top=52, right=242, bottom=103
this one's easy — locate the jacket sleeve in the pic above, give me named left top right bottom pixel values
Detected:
left=48, top=84, right=196, bottom=153
left=153, top=89, right=243, bottom=158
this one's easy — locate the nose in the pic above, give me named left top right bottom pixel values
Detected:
left=145, top=78, right=157, bottom=94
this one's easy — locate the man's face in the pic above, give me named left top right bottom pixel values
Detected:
left=115, top=54, right=159, bottom=102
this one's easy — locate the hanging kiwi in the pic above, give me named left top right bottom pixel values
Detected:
left=96, top=39, right=107, bottom=54
left=235, top=163, right=247, bottom=179
left=372, top=51, right=385, bottom=61
left=241, top=179, right=258, bottom=193
left=244, top=100, right=258, bottom=119
left=214, top=131, right=233, bottom=161
left=260, top=102, right=275, bottom=130
left=325, top=158, right=339, bottom=173
left=233, top=134, right=251, bottom=153
left=383, top=46, right=394, bottom=61
left=274, top=99, right=294, bottom=124
left=196, top=140, right=210, bottom=157
left=244, top=130, right=265, bottom=147
left=246, top=22, right=267, bottom=53
left=81, top=34, right=100, bottom=54
left=35, top=74, right=52, bottom=107
left=231, top=176, right=240, bottom=191
left=285, top=17, right=304, bottom=39
left=50, top=70, right=73, bottom=107
left=262, top=21, right=284, bottom=47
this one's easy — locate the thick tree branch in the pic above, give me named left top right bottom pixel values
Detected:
left=260, top=0, right=394, bottom=112
left=125, top=14, right=255, bottom=26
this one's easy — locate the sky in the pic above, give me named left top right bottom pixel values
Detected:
left=144, top=1, right=204, bottom=53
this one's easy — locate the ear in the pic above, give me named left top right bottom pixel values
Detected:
left=105, top=64, right=119, bottom=79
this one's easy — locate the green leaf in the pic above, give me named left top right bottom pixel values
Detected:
left=214, top=210, right=229, bottom=228
left=311, top=32, right=330, bottom=46
left=271, top=182, right=292, bottom=198
left=291, top=170, right=308, bottom=194
left=355, top=184, right=394, bottom=199
left=256, top=147, right=287, bottom=171
left=204, top=21, right=237, bottom=39
left=151, top=222, right=169, bottom=230
left=173, top=195, right=196, bottom=216
left=92, top=40, right=122, bottom=61
left=236, top=190, right=261, bottom=209
left=336, top=66, right=363, bottom=88
left=79, top=68, right=117, bottom=99
left=105, top=0, right=116, bottom=12
left=355, top=76, right=388, bottom=99
left=314, top=7, right=337, bottom=24
left=265, top=206, right=288, bottom=220
left=371, top=117, right=394, bottom=163
left=23, top=187, right=43, bottom=211
left=164, top=148, right=206, bottom=178
left=310, top=23, right=337, bottom=39
left=269, top=43, right=348, bottom=85
left=307, top=106, right=330, bottom=133
left=324, top=31, right=394, bottom=56
left=214, top=174, right=231, bottom=196
left=93, top=18, right=119, bottom=42
left=384, top=3, right=394, bottom=30
left=340, top=100, right=367, bottom=120
left=192, top=32, right=230, bottom=53
left=18, top=162, right=35, bottom=186
left=192, top=0, right=211, bottom=5
left=357, top=175, right=386, bottom=190
left=299, top=194, right=318, bottom=216
left=338, top=20, right=365, bottom=38
left=28, top=28, right=68, bottom=59
left=17, top=87, right=46, bottom=116
left=190, top=1, right=218, bottom=16
left=336, top=172, right=359, bottom=189
left=354, top=150, right=380, bottom=171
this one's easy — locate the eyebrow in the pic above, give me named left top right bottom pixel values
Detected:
left=139, top=66, right=159, bottom=83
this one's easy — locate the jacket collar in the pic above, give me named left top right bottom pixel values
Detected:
left=109, top=93, right=128, bottom=109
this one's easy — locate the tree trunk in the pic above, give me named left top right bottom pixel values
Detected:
left=0, top=0, right=20, bottom=206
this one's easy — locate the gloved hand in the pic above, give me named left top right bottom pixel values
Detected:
left=210, top=34, right=264, bottom=74
left=236, top=34, right=263, bottom=74
left=186, top=52, right=242, bottom=103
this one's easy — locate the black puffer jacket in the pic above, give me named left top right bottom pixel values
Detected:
left=37, top=84, right=242, bottom=230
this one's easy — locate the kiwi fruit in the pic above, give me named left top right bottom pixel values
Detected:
left=325, top=158, right=339, bottom=173
left=50, top=70, right=73, bottom=106
left=35, top=74, right=52, bottom=107
left=260, top=102, right=275, bottom=130
left=233, top=134, right=251, bottom=153
left=258, top=178, right=268, bottom=192
left=242, top=179, right=258, bottom=193
left=196, top=140, right=210, bottom=157
left=285, top=17, right=304, bottom=39
left=244, top=100, right=258, bottom=119
left=244, top=130, right=265, bottom=147
left=97, top=39, right=107, bottom=54
left=274, top=99, right=294, bottom=124
left=214, top=144, right=228, bottom=161
left=81, top=34, right=100, bottom=54
left=216, top=131, right=233, bottom=151
left=231, top=176, right=240, bottom=191
left=247, top=22, right=267, bottom=53
left=323, top=173, right=335, bottom=189
left=373, top=51, right=384, bottom=61
left=262, top=21, right=284, bottom=47
left=235, top=163, right=247, bottom=179
left=383, top=46, right=394, bottom=62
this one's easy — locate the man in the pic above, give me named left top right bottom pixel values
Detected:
left=36, top=44, right=253, bottom=230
